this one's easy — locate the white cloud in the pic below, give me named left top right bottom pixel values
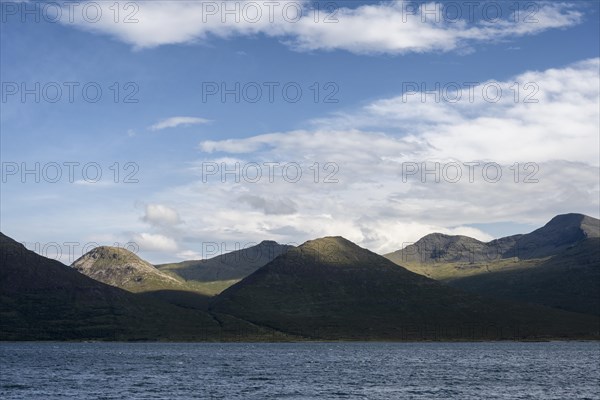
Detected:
left=142, top=204, right=181, bottom=226
left=149, top=116, right=210, bottom=131
left=175, top=249, right=202, bottom=260
left=286, top=1, right=582, bottom=55
left=312, top=58, right=600, bottom=166
left=176, top=58, right=599, bottom=253
left=63, top=1, right=582, bottom=54
left=239, top=194, right=297, bottom=215
left=34, top=58, right=594, bottom=260
left=133, top=233, right=178, bottom=252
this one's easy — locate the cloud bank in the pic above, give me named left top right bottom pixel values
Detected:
left=141, top=58, right=599, bottom=255
left=63, top=1, right=582, bottom=54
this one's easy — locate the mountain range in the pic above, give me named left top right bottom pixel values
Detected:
left=384, top=213, right=600, bottom=316
left=0, top=233, right=288, bottom=341
left=1, top=213, right=598, bottom=341
left=385, top=214, right=599, bottom=267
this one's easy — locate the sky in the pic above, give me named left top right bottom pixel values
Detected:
left=1, top=0, right=599, bottom=264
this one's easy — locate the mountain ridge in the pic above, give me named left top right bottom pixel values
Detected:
left=385, top=213, right=599, bottom=267
left=382, top=213, right=600, bottom=316
left=2, top=212, right=599, bottom=341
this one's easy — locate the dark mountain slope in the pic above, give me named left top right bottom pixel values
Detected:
left=449, top=238, right=600, bottom=316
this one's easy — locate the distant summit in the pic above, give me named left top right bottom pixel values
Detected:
left=386, top=233, right=496, bottom=265
left=504, top=213, right=600, bottom=259
left=547, top=213, right=600, bottom=238
left=157, top=240, right=292, bottom=283
left=72, top=246, right=184, bottom=293
left=383, top=213, right=600, bottom=316
left=385, top=213, right=600, bottom=265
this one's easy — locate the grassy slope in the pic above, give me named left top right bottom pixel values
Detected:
left=395, top=258, right=547, bottom=281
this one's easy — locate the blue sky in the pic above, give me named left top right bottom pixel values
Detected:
left=1, top=0, right=599, bottom=263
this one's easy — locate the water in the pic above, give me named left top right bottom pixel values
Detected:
left=1, top=342, right=598, bottom=399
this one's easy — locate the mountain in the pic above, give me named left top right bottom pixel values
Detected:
left=383, top=213, right=600, bottom=316
left=211, top=236, right=599, bottom=340
left=504, top=213, right=599, bottom=259
left=448, top=238, right=600, bottom=316
left=0, top=233, right=280, bottom=341
left=385, top=233, right=515, bottom=266
left=157, top=240, right=293, bottom=295
left=384, top=213, right=600, bottom=281
left=72, top=246, right=185, bottom=293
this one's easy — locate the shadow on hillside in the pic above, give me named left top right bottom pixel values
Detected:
left=140, top=290, right=212, bottom=311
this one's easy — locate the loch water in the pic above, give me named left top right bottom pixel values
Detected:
left=1, top=341, right=598, bottom=399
